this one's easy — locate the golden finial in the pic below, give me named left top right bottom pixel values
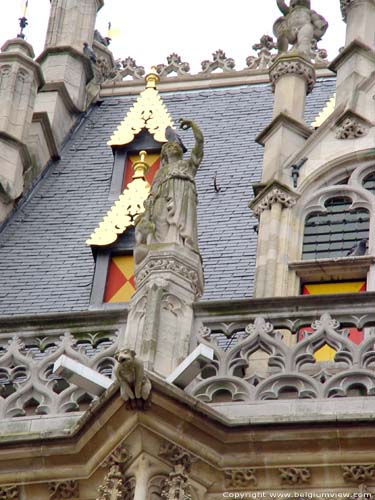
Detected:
left=145, top=66, right=160, bottom=89
left=132, top=150, right=149, bottom=179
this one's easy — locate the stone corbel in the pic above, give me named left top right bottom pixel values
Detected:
left=269, top=55, right=316, bottom=94
left=249, top=181, right=299, bottom=218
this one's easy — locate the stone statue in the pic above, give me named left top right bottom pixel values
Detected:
left=114, top=349, right=152, bottom=410
left=273, top=0, right=328, bottom=58
left=135, top=119, right=204, bottom=264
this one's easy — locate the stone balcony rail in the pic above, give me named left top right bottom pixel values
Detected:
left=1, top=293, right=375, bottom=419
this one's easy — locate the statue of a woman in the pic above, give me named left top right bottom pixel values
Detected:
left=135, top=119, right=204, bottom=264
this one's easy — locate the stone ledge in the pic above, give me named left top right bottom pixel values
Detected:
left=329, top=39, right=375, bottom=73
left=37, top=46, right=94, bottom=84
left=31, top=111, right=59, bottom=161
left=289, top=255, right=375, bottom=282
left=256, top=112, right=312, bottom=146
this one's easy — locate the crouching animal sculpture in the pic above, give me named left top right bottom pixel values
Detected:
left=114, top=349, right=152, bottom=410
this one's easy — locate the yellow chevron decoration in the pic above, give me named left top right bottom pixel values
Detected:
left=311, top=93, right=336, bottom=128
left=108, top=69, right=174, bottom=146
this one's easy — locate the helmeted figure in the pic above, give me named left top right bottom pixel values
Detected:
left=273, top=0, right=328, bottom=58
left=135, top=118, right=204, bottom=264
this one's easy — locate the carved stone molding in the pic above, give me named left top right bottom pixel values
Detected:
left=101, top=441, right=132, bottom=469
left=279, top=467, right=311, bottom=485
left=159, top=442, right=195, bottom=471
left=224, top=469, right=257, bottom=488
left=161, top=464, right=192, bottom=500
left=135, top=257, right=202, bottom=297
left=201, top=49, right=235, bottom=73
left=340, top=0, right=353, bottom=21
left=342, top=465, right=375, bottom=483
left=336, top=117, right=369, bottom=139
left=269, top=57, right=316, bottom=94
left=94, top=57, right=119, bottom=84
left=252, top=188, right=298, bottom=217
left=156, top=53, right=190, bottom=77
left=48, top=480, right=79, bottom=499
left=0, top=485, right=19, bottom=499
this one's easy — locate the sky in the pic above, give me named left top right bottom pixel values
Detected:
left=1, top=1, right=346, bottom=73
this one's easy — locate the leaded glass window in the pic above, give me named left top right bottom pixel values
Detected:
left=302, top=197, right=369, bottom=260
left=363, top=172, right=375, bottom=195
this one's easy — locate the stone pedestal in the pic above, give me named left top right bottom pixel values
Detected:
left=122, top=244, right=203, bottom=377
left=0, top=39, right=43, bottom=221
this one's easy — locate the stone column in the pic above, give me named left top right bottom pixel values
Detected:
left=0, top=39, right=43, bottom=221
left=341, top=0, right=375, bottom=47
left=257, top=55, right=314, bottom=183
left=333, top=0, right=375, bottom=110
left=122, top=244, right=203, bottom=377
left=34, top=0, right=103, bottom=148
left=250, top=184, right=298, bottom=298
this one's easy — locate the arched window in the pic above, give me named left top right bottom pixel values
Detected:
left=362, top=171, right=375, bottom=195
left=302, top=197, right=369, bottom=260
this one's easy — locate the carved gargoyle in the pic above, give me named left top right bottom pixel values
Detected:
left=114, top=349, right=152, bottom=410
left=273, top=0, right=328, bottom=58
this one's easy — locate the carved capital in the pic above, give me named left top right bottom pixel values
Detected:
left=0, top=485, right=19, bottom=499
left=342, top=465, right=375, bottom=483
left=279, top=467, right=311, bottom=485
left=224, top=469, right=257, bottom=488
left=336, top=117, right=369, bottom=139
left=269, top=57, right=316, bottom=94
left=252, top=187, right=298, bottom=217
left=48, top=481, right=79, bottom=500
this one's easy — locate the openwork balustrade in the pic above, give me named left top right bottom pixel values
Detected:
left=0, top=313, right=122, bottom=419
left=190, top=295, right=375, bottom=403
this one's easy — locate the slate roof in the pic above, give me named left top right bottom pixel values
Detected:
left=0, top=78, right=336, bottom=316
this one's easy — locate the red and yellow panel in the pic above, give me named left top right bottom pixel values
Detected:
left=104, top=255, right=135, bottom=303
left=300, top=281, right=366, bottom=361
left=122, top=153, right=161, bottom=190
